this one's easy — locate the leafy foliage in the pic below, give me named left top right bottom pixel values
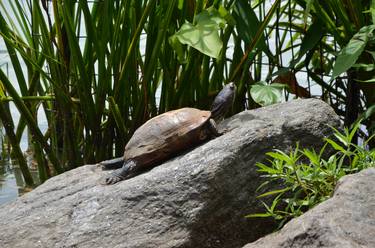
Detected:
left=171, top=7, right=226, bottom=59
left=250, top=81, right=286, bottom=106
left=248, top=122, right=375, bottom=228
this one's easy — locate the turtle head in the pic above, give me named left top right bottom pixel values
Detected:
left=210, top=82, right=236, bottom=122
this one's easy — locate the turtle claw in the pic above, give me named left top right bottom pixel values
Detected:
left=104, top=174, right=125, bottom=185
left=101, top=160, right=137, bottom=185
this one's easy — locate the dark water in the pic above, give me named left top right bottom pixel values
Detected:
left=0, top=159, right=19, bottom=204
left=0, top=158, right=34, bottom=205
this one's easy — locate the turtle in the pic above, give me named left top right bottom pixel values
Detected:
left=100, top=82, right=236, bottom=184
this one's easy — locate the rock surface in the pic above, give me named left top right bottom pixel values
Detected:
left=243, top=167, right=375, bottom=248
left=0, top=99, right=340, bottom=248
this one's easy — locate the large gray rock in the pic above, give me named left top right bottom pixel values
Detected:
left=243, top=167, right=375, bottom=248
left=0, top=99, right=340, bottom=248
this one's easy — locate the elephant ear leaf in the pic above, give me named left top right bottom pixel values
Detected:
left=170, top=7, right=226, bottom=59
left=331, top=25, right=375, bottom=80
left=250, top=81, right=286, bottom=107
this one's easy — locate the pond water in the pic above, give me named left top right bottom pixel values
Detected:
left=0, top=158, right=36, bottom=205
left=0, top=159, right=20, bottom=204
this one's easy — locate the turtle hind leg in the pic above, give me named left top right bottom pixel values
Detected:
left=104, top=160, right=137, bottom=185
left=100, top=157, right=124, bottom=170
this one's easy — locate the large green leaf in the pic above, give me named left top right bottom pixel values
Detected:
left=250, top=81, right=286, bottom=106
left=171, top=7, right=226, bottom=59
left=331, top=25, right=375, bottom=80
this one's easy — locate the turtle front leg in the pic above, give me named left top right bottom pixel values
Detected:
left=208, top=118, right=222, bottom=137
left=104, top=160, right=137, bottom=185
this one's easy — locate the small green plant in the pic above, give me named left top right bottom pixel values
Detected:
left=247, top=121, right=375, bottom=228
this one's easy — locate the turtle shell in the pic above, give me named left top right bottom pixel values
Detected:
left=124, top=108, right=211, bottom=168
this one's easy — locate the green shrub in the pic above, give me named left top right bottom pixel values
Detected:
left=247, top=121, right=375, bottom=228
